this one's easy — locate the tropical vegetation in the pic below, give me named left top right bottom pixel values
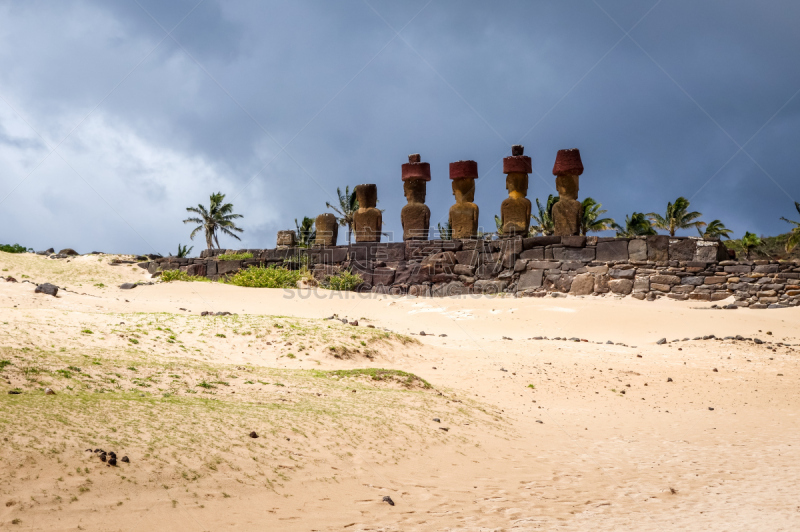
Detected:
left=171, top=243, right=193, bottom=258
left=217, top=252, right=253, bottom=261
left=647, top=197, right=705, bottom=236
left=437, top=220, right=452, bottom=240
left=294, top=217, right=316, bottom=248
left=325, top=186, right=359, bottom=244
left=612, top=212, right=657, bottom=237
left=580, top=198, right=615, bottom=235
left=740, top=231, right=762, bottom=259
left=530, top=195, right=558, bottom=236
left=780, top=202, right=800, bottom=252
left=699, top=220, right=732, bottom=239
left=184, top=192, right=244, bottom=250
left=0, top=244, right=31, bottom=254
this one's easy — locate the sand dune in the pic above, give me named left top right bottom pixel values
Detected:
left=1, top=252, right=799, bottom=530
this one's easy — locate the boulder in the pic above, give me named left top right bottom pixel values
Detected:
left=608, top=279, right=633, bottom=295
left=474, top=280, right=508, bottom=294
left=518, top=270, right=543, bottom=290
left=569, top=273, right=595, bottom=295
left=669, top=239, right=696, bottom=261
left=58, top=248, right=79, bottom=256
left=35, top=283, right=58, bottom=296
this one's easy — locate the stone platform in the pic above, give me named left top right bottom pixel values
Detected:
left=139, top=236, right=800, bottom=308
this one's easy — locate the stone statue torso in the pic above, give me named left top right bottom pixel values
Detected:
left=449, top=202, right=479, bottom=239
left=401, top=203, right=430, bottom=240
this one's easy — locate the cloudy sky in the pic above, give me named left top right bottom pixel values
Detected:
left=1, top=0, right=799, bottom=254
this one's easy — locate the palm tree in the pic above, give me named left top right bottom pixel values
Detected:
left=699, top=219, right=732, bottom=239
left=294, top=217, right=316, bottom=248
left=530, top=195, right=559, bottom=236
left=647, top=197, right=705, bottom=236
left=437, top=220, right=452, bottom=240
left=171, top=243, right=193, bottom=258
left=741, top=231, right=762, bottom=259
left=494, top=215, right=504, bottom=237
left=580, top=198, right=615, bottom=235
left=184, top=192, right=244, bottom=250
left=325, top=187, right=359, bottom=244
left=612, top=212, right=657, bottom=237
left=780, top=202, right=800, bottom=253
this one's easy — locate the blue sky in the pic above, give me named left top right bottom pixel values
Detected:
left=1, top=0, right=799, bottom=254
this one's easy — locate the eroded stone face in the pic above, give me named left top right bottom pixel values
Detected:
left=353, top=184, right=382, bottom=243
left=449, top=178, right=479, bottom=239
left=401, top=179, right=430, bottom=240
left=501, top=173, right=531, bottom=235
left=314, top=213, right=338, bottom=246
left=277, top=230, right=296, bottom=247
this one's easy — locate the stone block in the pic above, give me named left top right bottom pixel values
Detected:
left=596, top=240, right=629, bottom=262
left=681, top=276, right=705, bottom=286
left=628, top=239, right=647, bottom=261
left=633, top=277, right=650, bottom=292
left=455, top=250, right=481, bottom=266
left=671, top=285, right=694, bottom=294
left=405, top=240, right=441, bottom=260
left=519, top=248, right=544, bottom=260
left=476, top=262, right=503, bottom=280
left=724, top=265, right=752, bottom=274
left=185, top=263, right=206, bottom=277
left=454, top=264, right=475, bottom=276
left=710, top=292, right=732, bottom=301
left=608, top=279, right=633, bottom=295
left=594, top=274, right=610, bottom=293
left=609, top=268, right=636, bottom=279
left=668, top=239, right=696, bottom=261
left=372, top=267, right=396, bottom=286
left=528, top=261, right=560, bottom=270
left=553, top=247, right=595, bottom=262
left=474, top=280, right=508, bottom=294
left=561, top=236, right=586, bottom=248
left=523, top=236, right=561, bottom=248
left=395, top=263, right=431, bottom=285
left=569, top=273, right=595, bottom=295
left=217, top=260, right=242, bottom=275
left=518, top=270, right=543, bottom=290
left=374, top=243, right=405, bottom=262
left=703, top=276, right=729, bottom=285
left=650, top=275, right=681, bottom=285
left=650, top=283, right=672, bottom=292
left=514, top=259, right=528, bottom=272
left=647, top=235, right=669, bottom=261
left=754, top=264, right=779, bottom=274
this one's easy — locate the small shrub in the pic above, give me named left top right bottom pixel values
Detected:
left=160, top=270, right=210, bottom=283
left=0, top=243, right=31, bottom=253
left=0, top=360, right=11, bottom=371
left=81, top=329, right=93, bottom=334
left=322, top=269, right=363, bottom=291
left=197, top=380, right=215, bottom=389
left=128, top=338, right=139, bottom=344
left=215, top=333, right=226, bottom=338
left=227, top=265, right=305, bottom=288
left=218, top=252, right=254, bottom=261
left=286, top=353, right=296, bottom=359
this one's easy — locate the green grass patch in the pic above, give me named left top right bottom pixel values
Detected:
left=321, top=269, right=363, bottom=291
left=0, top=243, right=31, bottom=253
left=160, top=270, right=211, bottom=283
left=226, top=265, right=306, bottom=288
left=318, top=368, right=432, bottom=389
left=217, top=252, right=254, bottom=261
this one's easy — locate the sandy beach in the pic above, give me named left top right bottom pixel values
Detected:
left=1, top=252, right=799, bottom=531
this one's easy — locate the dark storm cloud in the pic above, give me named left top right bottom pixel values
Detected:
left=0, top=0, right=798, bottom=253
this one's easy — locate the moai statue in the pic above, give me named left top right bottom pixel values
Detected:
left=448, top=160, right=480, bottom=240
left=314, top=213, right=338, bottom=246
left=551, top=149, right=584, bottom=237
left=500, top=145, right=532, bottom=236
left=400, top=153, right=431, bottom=240
left=276, top=230, right=296, bottom=248
left=353, top=184, right=382, bottom=242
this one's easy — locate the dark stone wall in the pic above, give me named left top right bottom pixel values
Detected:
left=139, top=237, right=800, bottom=308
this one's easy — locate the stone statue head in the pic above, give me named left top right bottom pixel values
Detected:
left=355, top=184, right=377, bottom=209
left=555, top=174, right=579, bottom=200
left=505, top=173, right=528, bottom=197
left=403, top=179, right=426, bottom=203
left=452, top=178, right=475, bottom=203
